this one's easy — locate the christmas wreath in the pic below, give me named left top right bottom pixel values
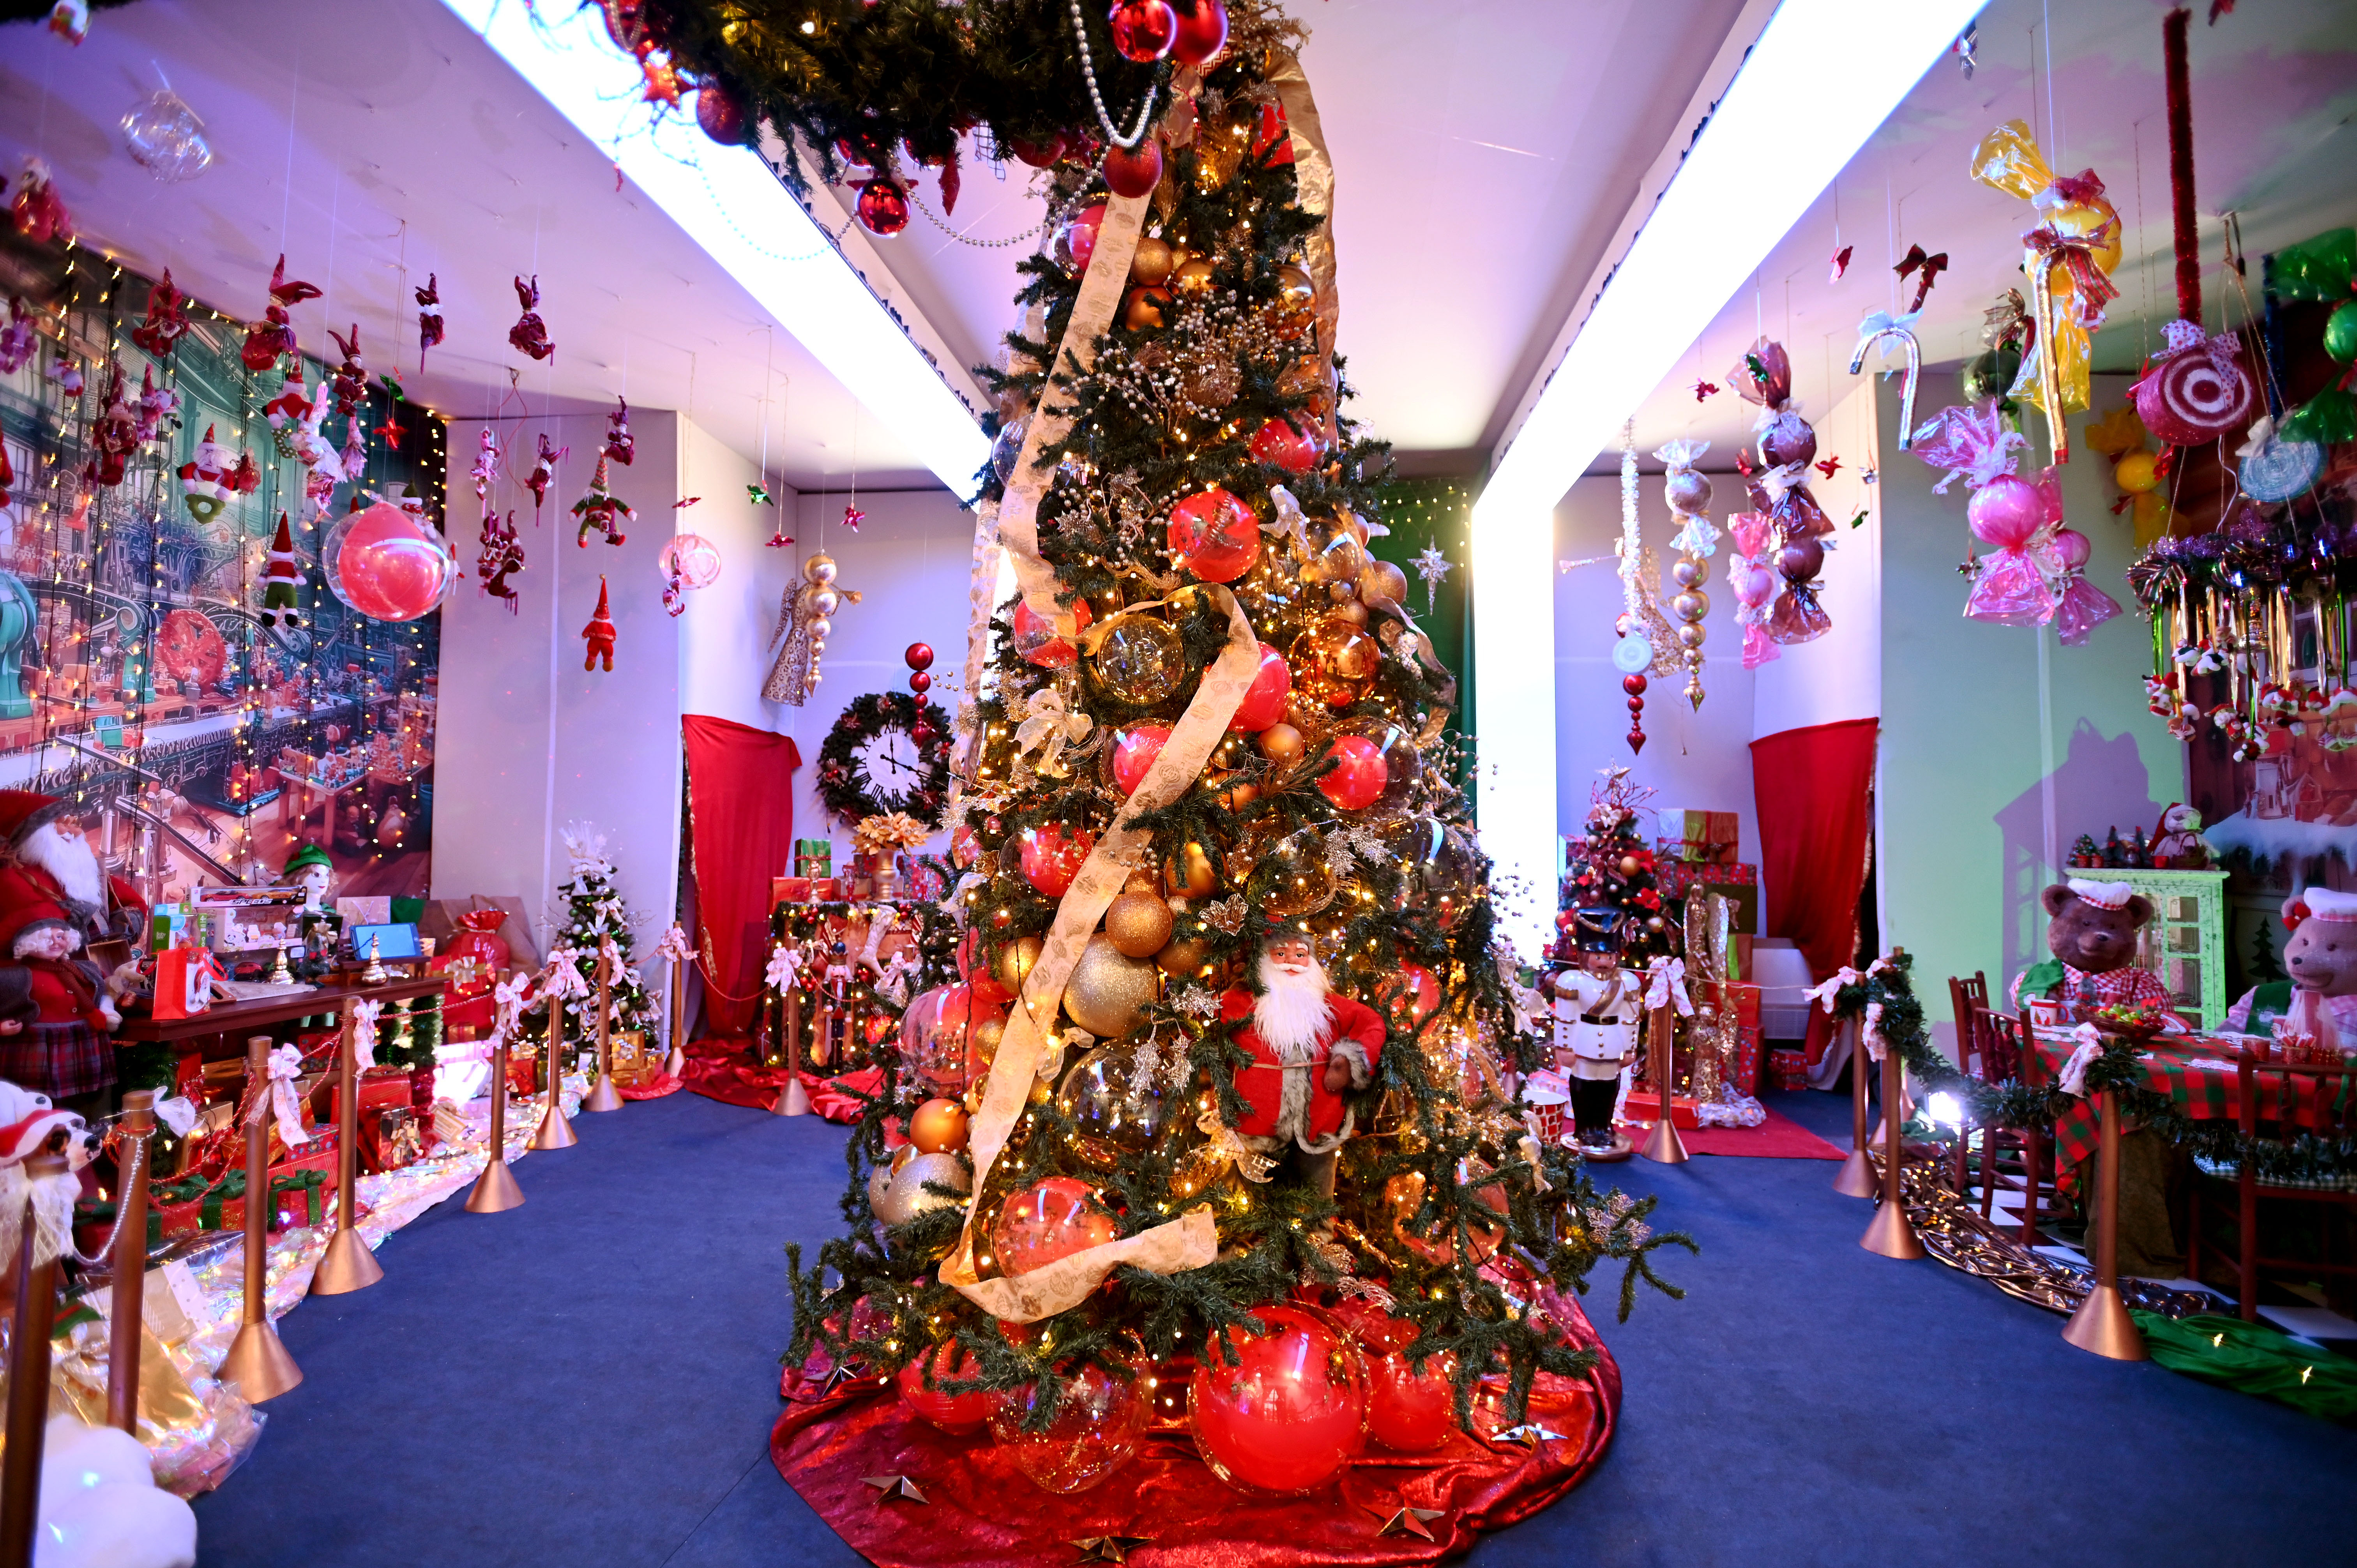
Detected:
left=814, top=691, right=951, bottom=830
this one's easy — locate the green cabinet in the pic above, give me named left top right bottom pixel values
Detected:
left=2117, top=869, right=2230, bottom=1030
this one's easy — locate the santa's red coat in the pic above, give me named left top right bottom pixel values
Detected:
left=0, top=862, right=147, bottom=949
left=1219, top=986, right=1386, bottom=1146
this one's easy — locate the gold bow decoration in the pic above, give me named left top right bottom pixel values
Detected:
left=852, top=811, right=930, bottom=856
left=1012, top=686, right=1094, bottom=775
left=1196, top=1105, right=1276, bottom=1184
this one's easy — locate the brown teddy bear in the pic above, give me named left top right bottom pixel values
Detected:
left=2014, top=878, right=2173, bottom=1020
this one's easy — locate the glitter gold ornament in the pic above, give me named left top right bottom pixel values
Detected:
left=1155, top=932, right=1214, bottom=979
left=1288, top=617, right=1380, bottom=708
left=1132, top=235, right=1176, bottom=286
left=1062, top=934, right=1161, bottom=1039
left=971, top=1015, right=1006, bottom=1067
left=1358, top=558, right=1408, bottom=604
left=875, top=1150, right=972, bottom=1226
left=996, top=934, right=1044, bottom=994
left=1104, top=886, right=1175, bottom=958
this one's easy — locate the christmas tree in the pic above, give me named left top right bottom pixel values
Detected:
left=1555, top=768, right=1675, bottom=968
left=541, top=823, right=658, bottom=1065
left=652, top=0, right=1687, bottom=1499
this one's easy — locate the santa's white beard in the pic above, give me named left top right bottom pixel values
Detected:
left=20, top=824, right=102, bottom=912
left=1253, top=953, right=1334, bottom=1061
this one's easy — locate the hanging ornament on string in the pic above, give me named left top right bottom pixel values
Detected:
left=764, top=555, right=861, bottom=707
left=659, top=505, right=722, bottom=618
left=121, top=81, right=213, bottom=181
left=1892, top=244, right=1947, bottom=314
left=479, top=509, right=525, bottom=613
left=583, top=576, right=617, bottom=672
left=47, top=0, right=88, bottom=44
left=509, top=274, right=554, bottom=360
left=258, top=514, right=304, bottom=629
left=1731, top=339, right=1835, bottom=646
left=240, top=254, right=316, bottom=372
left=0, top=297, right=35, bottom=375
left=9, top=156, right=71, bottom=243
left=325, top=497, right=457, bottom=623
left=527, top=432, right=565, bottom=516
left=129, top=270, right=188, bottom=358
left=415, top=274, right=443, bottom=371
left=177, top=425, right=235, bottom=523
left=2049, top=526, right=2124, bottom=646
left=1614, top=423, right=1651, bottom=753
left=856, top=177, right=910, bottom=237
left=1910, top=400, right=2061, bottom=628
left=2265, top=227, right=2357, bottom=446
left=1656, top=439, right=1715, bottom=710
left=572, top=455, right=632, bottom=547
left=603, top=397, right=634, bottom=466
left=325, top=325, right=369, bottom=416
left=1848, top=308, right=1922, bottom=448
left=751, top=483, right=793, bottom=547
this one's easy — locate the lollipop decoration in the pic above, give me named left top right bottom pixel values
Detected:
left=1656, top=439, right=1715, bottom=710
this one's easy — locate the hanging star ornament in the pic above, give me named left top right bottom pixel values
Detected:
left=747, top=482, right=772, bottom=507
left=1814, top=455, right=1842, bottom=479
left=1070, top=1536, right=1152, bottom=1563
left=860, top=1475, right=928, bottom=1504
left=1488, top=1421, right=1569, bottom=1451
left=372, top=412, right=405, bottom=450
left=811, top=1359, right=879, bottom=1399
left=1368, top=1505, right=1446, bottom=1541
left=1828, top=244, right=1853, bottom=283
left=1412, top=544, right=1451, bottom=615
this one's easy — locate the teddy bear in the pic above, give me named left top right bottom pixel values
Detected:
left=2224, top=888, right=2357, bottom=1047
left=2012, top=878, right=2174, bottom=1021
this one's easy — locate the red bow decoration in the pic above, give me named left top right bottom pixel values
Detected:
left=2050, top=168, right=2107, bottom=206
left=1691, top=378, right=1718, bottom=402
left=1894, top=244, right=1948, bottom=313
left=2023, top=217, right=2122, bottom=330
left=1828, top=244, right=1853, bottom=284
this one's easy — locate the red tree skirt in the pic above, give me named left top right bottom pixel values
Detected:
left=675, top=1037, right=877, bottom=1121
left=615, top=1072, right=686, bottom=1101
left=770, top=1300, right=1621, bottom=1566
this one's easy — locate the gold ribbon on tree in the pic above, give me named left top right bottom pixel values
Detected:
left=1011, top=687, right=1094, bottom=774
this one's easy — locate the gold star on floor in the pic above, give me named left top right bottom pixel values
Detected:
left=860, top=1474, right=928, bottom=1504
left=1071, top=1536, right=1152, bottom=1563
left=1368, top=1504, right=1446, bottom=1540
left=1489, top=1422, right=1569, bottom=1451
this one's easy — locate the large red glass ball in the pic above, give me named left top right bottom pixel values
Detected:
left=1189, top=1305, right=1368, bottom=1495
left=1362, top=1347, right=1455, bottom=1453
left=1170, top=0, right=1228, bottom=64
left=898, top=1342, right=993, bottom=1435
left=991, top=1176, right=1119, bottom=1277
left=694, top=81, right=749, bottom=145
left=1374, top=962, right=1439, bottom=1029
left=1011, top=596, right=1093, bottom=667
left=1111, top=724, right=1171, bottom=798
left=1057, top=202, right=1107, bottom=274
left=1249, top=417, right=1320, bottom=475
left=1018, top=822, right=1095, bottom=898
left=1104, top=138, right=1164, bottom=200
left=329, top=501, right=455, bottom=623
left=905, top=641, right=935, bottom=670
left=990, top=1359, right=1148, bottom=1494
left=1167, top=488, right=1259, bottom=583
left=1009, top=132, right=1067, bottom=169
left=856, top=178, right=910, bottom=237
left=1226, top=642, right=1291, bottom=733
left=1316, top=734, right=1386, bottom=811
left=1106, top=0, right=1177, bottom=62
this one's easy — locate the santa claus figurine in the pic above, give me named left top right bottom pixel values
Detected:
left=1218, top=933, right=1386, bottom=1197
left=0, top=791, right=147, bottom=1114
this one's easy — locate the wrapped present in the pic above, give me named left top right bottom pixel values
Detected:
left=367, top=1106, right=425, bottom=1171
left=773, top=876, right=812, bottom=906
left=1767, top=1047, right=1807, bottom=1092
left=793, top=838, right=832, bottom=878
left=1657, top=808, right=1739, bottom=864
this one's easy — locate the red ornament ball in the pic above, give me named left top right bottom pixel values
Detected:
left=1373, top=962, right=1439, bottom=1029
left=1188, top=1305, right=1368, bottom=1495
left=329, top=501, right=456, bottom=623
left=1009, top=132, right=1067, bottom=169
left=1011, top=596, right=1093, bottom=667
left=1167, top=487, right=1259, bottom=583
left=1103, top=138, right=1164, bottom=200
left=1017, top=822, right=1095, bottom=898
left=1106, top=0, right=1178, bottom=62
left=694, top=81, right=749, bottom=145
left=1170, top=0, right=1229, bottom=64
left=1316, top=734, right=1386, bottom=812
left=1324, top=1300, right=1453, bottom=1453
left=1248, top=417, right=1320, bottom=475
left=1110, top=724, right=1171, bottom=797
left=908, top=670, right=932, bottom=693
left=898, top=1342, right=992, bottom=1435
left=1622, top=673, right=1647, bottom=696
left=1057, top=202, right=1107, bottom=274
left=905, top=641, right=935, bottom=671
left=991, top=1175, right=1119, bottom=1276
left=855, top=178, right=910, bottom=237
left=1226, top=641, right=1292, bottom=733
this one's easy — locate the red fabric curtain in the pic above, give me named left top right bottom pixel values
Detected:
left=1750, top=718, right=1878, bottom=1066
left=682, top=715, right=800, bottom=1037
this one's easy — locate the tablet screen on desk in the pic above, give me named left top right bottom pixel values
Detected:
left=349, top=923, right=421, bottom=961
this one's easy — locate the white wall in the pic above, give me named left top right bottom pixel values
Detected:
left=677, top=418, right=799, bottom=732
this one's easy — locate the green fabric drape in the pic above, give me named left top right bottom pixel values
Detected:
left=2134, top=1311, right=2357, bottom=1423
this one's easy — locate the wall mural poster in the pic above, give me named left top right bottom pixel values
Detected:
left=0, top=247, right=442, bottom=909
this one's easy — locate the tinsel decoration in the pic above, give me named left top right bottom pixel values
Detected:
left=1614, top=423, right=1648, bottom=753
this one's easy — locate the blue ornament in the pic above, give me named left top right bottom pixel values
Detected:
left=2240, top=431, right=2323, bottom=504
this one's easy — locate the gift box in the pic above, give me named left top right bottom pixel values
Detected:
left=1655, top=860, right=1760, bottom=938
left=793, top=839, right=833, bottom=879
left=1767, top=1047, right=1807, bottom=1092
left=774, top=876, right=812, bottom=906
left=1656, top=808, right=1739, bottom=864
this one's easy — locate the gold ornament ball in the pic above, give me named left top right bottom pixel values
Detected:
left=1256, top=722, right=1306, bottom=767
left=1090, top=612, right=1187, bottom=705
left=1155, top=932, right=1214, bottom=979
left=1123, top=285, right=1170, bottom=331
left=1671, top=589, right=1709, bottom=623
left=971, top=1015, right=1006, bottom=1067
left=1617, top=854, right=1641, bottom=877
left=996, top=934, right=1044, bottom=994
left=1203, top=770, right=1259, bottom=812
left=1163, top=841, right=1219, bottom=899
left=1184, top=361, right=1242, bottom=408
left=1675, top=623, right=1707, bottom=649
left=1171, top=257, right=1217, bottom=296
left=804, top=554, right=838, bottom=586
left=876, top=1150, right=971, bottom=1226
left=1646, top=915, right=1666, bottom=932
left=1330, top=600, right=1368, bottom=627
left=910, top=1097, right=971, bottom=1154
left=1671, top=557, right=1710, bottom=589
left=1062, top=934, right=1160, bottom=1039
left=1358, top=558, right=1408, bottom=604
left=1105, top=888, right=1175, bottom=958
left=1027, top=1079, right=1053, bottom=1105
left=1289, top=617, right=1380, bottom=708
left=962, top=1086, right=984, bottom=1114
left=1131, top=236, right=1175, bottom=286
left=812, top=587, right=842, bottom=616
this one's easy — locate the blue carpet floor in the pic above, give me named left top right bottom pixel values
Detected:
left=191, top=1087, right=2357, bottom=1567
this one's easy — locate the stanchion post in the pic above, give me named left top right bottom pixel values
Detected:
left=2062, top=1088, right=2148, bottom=1360
left=1861, top=1042, right=1926, bottom=1259
left=776, top=985, right=809, bottom=1115
left=1637, top=1001, right=1689, bottom=1165
left=107, top=1089, right=157, bottom=1434
left=311, top=1004, right=385, bottom=1296
left=466, top=977, right=525, bottom=1213
left=1833, top=1015, right=1878, bottom=1197
left=0, top=1151, right=68, bottom=1568
left=531, top=1008, right=580, bottom=1151
left=664, top=959, right=689, bottom=1080
left=583, top=948, right=625, bottom=1113
left=216, top=1037, right=302, bottom=1401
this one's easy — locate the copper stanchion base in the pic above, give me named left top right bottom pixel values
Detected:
left=465, top=1158, right=525, bottom=1214
left=1860, top=1196, right=1927, bottom=1259
left=1832, top=1146, right=1879, bottom=1199
left=219, top=1321, right=303, bottom=1402
left=1636, top=1114, right=1689, bottom=1165
left=2062, top=1284, right=2149, bottom=1360
left=664, top=1047, right=688, bottom=1079
left=775, top=1077, right=811, bottom=1117
left=581, top=1076, right=625, bottom=1113
left=309, top=1225, right=384, bottom=1296
left=531, top=1102, right=579, bottom=1150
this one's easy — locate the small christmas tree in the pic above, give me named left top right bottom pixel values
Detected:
left=542, top=823, right=658, bottom=1061
left=2249, top=919, right=2285, bottom=985
left=1556, top=768, right=1675, bottom=967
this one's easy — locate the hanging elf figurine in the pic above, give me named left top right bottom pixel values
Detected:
left=325, top=325, right=369, bottom=417
left=129, top=268, right=188, bottom=358
left=415, top=273, right=443, bottom=372
left=177, top=425, right=235, bottom=523
left=581, top=576, right=616, bottom=672
left=603, top=397, right=634, bottom=466
left=479, top=510, right=524, bottom=612
left=571, top=454, right=632, bottom=547
left=259, top=513, right=304, bottom=629
left=526, top=431, right=564, bottom=515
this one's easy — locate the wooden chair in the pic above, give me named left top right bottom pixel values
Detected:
left=2186, top=1047, right=2357, bottom=1322
left=1949, top=1005, right=2068, bottom=1241
left=1947, top=971, right=1990, bottom=1068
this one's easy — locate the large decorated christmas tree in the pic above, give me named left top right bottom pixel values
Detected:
left=649, top=0, right=1686, bottom=1529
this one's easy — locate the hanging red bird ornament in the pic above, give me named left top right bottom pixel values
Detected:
left=326, top=324, right=369, bottom=415
left=416, top=273, right=443, bottom=371
left=603, top=397, right=634, bottom=466
left=130, top=269, right=189, bottom=358
left=581, top=576, right=617, bottom=671
left=527, top=432, right=566, bottom=514
left=1894, top=244, right=1949, bottom=313
left=509, top=274, right=554, bottom=361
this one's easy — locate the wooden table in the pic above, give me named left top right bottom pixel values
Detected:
left=2029, top=1029, right=2354, bottom=1176
left=114, top=974, right=444, bottom=1047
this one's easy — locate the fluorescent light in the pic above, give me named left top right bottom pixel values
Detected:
left=442, top=0, right=989, bottom=495
left=1471, top=0, right=1986, bottom=956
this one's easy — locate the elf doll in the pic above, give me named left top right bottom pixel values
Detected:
left=1550, top=908, right=1641, bottom=1160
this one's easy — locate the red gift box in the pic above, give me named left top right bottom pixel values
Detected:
left=774, top=876, right=812, bottom=906
left=1767, top=1047, right=1806, bottom=1092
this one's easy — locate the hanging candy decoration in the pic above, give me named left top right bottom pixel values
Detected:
left=129, top=269, right=189, bottom=358
left=1655, top=438, right=1716, bottom=710
left=571, top=455, right=633, bottom=547
left=1912, top=401, right=2070, bottom=629
left=603, top=397, right=635, bottom=466
left=1847, top=309, right=1922, bottom=449
left=855, top=177, right=910, bottom=237
left=509, top=274, right=554, bottom=361
left=2133, top=319, right=2256, bottom=447
left=9, top=156, right=72, bottom=244
left=177, top=425, right=235, bottom=523
left=2235, top=415, right=2322, bottom=505
left=583, top=576, right=617, bottom=672
left=1726, top=512, right=1780, bottom=671
left=412, top=273, right=444, bottom=374
left=2049, top=527, right=2124, bottom=647
left=1731, top=340, right=1834, bottom=646
left=121, top=85, right=213, bottom=182
left=478, top=509, right=525, bottom=613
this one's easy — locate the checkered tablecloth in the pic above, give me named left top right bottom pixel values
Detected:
left=2030, top=1033, right=2353, bottom=1172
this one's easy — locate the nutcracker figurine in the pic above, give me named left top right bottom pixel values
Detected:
left=1549, top=908, right=1641, bottom=1160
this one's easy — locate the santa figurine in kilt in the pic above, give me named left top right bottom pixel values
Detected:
left=1218, top=932, right=1386, bottom=1197
left=0, top=793, right=146, bottom=1115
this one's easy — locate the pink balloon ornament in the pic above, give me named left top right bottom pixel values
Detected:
left=325, top=501, right=456, bottom=622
